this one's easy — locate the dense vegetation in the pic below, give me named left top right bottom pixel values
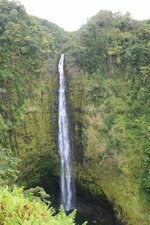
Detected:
left=0, top=186, right=82, bottom=225
left=0, top=0, right=81, bottom=224
left=0, top=0, right=67, bottom=185
left=65, top=10, right=150, bottom=225
left=0, top=0, right=150, bottom=224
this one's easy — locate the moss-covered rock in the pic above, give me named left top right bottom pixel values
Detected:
left=64, top=51, right=150, bottom=225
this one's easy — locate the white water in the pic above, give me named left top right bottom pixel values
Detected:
left=58, top=54, right=75, bottom=211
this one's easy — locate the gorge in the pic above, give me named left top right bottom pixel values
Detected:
left=0, top=1, right=150, bottom=225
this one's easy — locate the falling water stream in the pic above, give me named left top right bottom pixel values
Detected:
left=58, top=54, right=75, bottom=211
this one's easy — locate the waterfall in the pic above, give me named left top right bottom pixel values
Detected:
left=58, top=54, right=75, bottom=211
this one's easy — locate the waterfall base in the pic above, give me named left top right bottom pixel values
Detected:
left=42, top=181, right=120, bottom=225
left=75, top=194, right=118, bottom=225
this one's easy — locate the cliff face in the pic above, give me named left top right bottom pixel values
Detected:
left=65, top=51, right=150, bottom=225
left=15, top=63, right=59, bottom=188
left=63, top=11, right=150, bottom=225
left=0, top=0, right=67, bottom=190
left=64, top=21, right=150, bottom=223
left=1, top=52, right=60, bottom=189
left=64, top=53, right=86, bottom=164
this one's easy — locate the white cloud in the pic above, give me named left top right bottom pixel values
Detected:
left=19, top=0, right=150, bottom=31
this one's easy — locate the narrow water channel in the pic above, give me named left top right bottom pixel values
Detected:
left=58, top=54, right=75, bottom=211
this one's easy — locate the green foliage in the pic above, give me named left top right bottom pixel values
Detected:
left=73, top=46, right=87, bottom=69
left=0, top=147, right=20, bottom=186
left=0, top=0, right=66, bottom=171
left=0, top=1, right=150, bottom=224
left=0, top=186, right=86, bottom=225
left=23, top=186, right=50, bottom=202
left=129, top=43, right=150, bottom=67
left=67, top=9, right=150, bottom=225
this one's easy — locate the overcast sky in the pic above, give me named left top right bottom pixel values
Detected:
left=19, top=0, right=150, bottom=31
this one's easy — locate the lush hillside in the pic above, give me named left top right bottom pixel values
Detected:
left=0, top=1, right=150, bottom=224
left=0, top=0, right=67, bottom=187
left=65, top=10, right=150, bottom=225
left=0, top=1, right=78, bottom=224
